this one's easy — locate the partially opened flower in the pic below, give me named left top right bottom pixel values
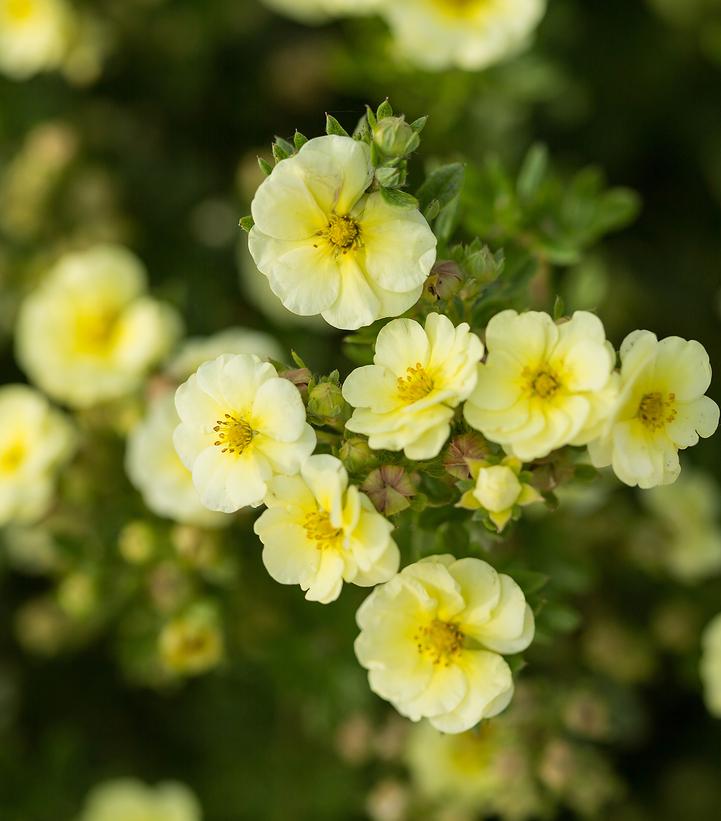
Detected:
left=77, top=778, right=201, bottom=821
left=254, top=454, right=399, bottom=603
left=700, top=613, right=721, bottom=718
left=16, top=245, right=181, bottom=408
left=343, top=313, right=483, bottom=459
left=248, top=135, right=436, bottom=330
left=355, top=554, right=534, bottom=733
left=0, top=0, right=74, bottom=80
left=0, top=385, right=76, bottom=526
left=464, top=310, right=617, bottom=462
left=588, top=331, right=719, bottom=488
left=173, top=354, right=316, bottom=513
left=380, top=0, right=547, bottom=72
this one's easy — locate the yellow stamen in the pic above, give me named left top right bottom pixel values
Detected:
left=526, top=368, right=561, bottom=400
left=73, top=310, right=120, bottom=355
left=431, top=0, right=489, bottom=18
left=303, top=510, right=343, bottom=550
left=638, top=391, right=677, bottom=431
left=397, top=363, right=434, bottom=403
left=321, top=214, right=361, bottom=253
left=213, top=414, right=254, bottom=454
left=0, top=441, right=25, bottom=472
left=414, top=619, right=465, bottom=666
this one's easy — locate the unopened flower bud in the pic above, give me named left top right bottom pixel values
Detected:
left=373, top=117, right=419, bottom=159
left=57, top=572, right=97, bottom=619
left=443, top=432, right=491, bottom=480
left=118, top=521, right=156, bottom=564
left=425, top=260, right=463, bottom=301
left=339, top=437, right=378, bottom=474
left=279, top=366, right=312, bottom=397
left=362, top=465, right=418, bottom=516
left=307, top=381, right=348, bottom=422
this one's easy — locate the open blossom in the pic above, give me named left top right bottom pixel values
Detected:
left=0, top=385, right=76, bottom=526
left=255, top=454, right=399, bottom=604
left=248, top=135, right=436, bottom=330
left=355, top=554, right=534, bottom=733
left=380, top=0, right=547, bottom=72
left=343, top=313, right=483, bottom=459
left=588, top=331, right=719, bottom=489
left=464, top=310, right=617, bottom=462
left=173, top=354, right=316, bottom=513
left=16, top=245, right=181, bottom=408
left=0, top=0, right=74, bottom=80
left=77, top=778, right=201, bottom=821
left=126, top=394, right=230, bottom=529
left=458, top=457, right=542, bottom=532
left=701, top=613, right=721, bottom=718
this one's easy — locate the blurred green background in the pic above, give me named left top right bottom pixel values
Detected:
left=2, top=0, right=721, bottom=818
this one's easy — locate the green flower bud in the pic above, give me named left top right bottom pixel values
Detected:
left=118, top=520, right=156, bottom=565
left=362, top=465, right=419, bottom=516
left=339, top=437, right=378, bottom=474
left=373, top=117, right=420, bottom=160
left=307, top=381, right=348, bottom=423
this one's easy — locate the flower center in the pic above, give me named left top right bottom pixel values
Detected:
left=431, top=0, right=490, bottom=18
left=213, top=414, right=254, bottom=454
left=529, top=369, right=561, bottom=399
left=303, top=510, right=343, bottom=550
left=6, top=0, right=35, bottom=22
left=73, top=309, right=120, bottom=355
left=323, top=214, right=361, bottom=252
left=414, top=619, right=465, bottom=666
left=397, top=363, right=434, bottom=402
left=637, top=391, right=677, bottom=431
left=0, top=441, right=26, bottom=473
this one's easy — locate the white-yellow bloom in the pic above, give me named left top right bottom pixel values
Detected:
left=458, top=456, right=542, bottom=532
left=0, top=385, right=75, bottom=526
left=643, top=469, right=721, bottom=583
left=588, top=331, right=719, bottom=489
left=380, top=0, right=547, bottom=72
left=464, top=310, right=617, bottom=462
left=76, top=778, right=201, bottom=821
left=166, top=326, right=284, bottom=382
left=343, top=313, right=483, bottom=459
left=254, top=454, right=399, bottom=603
left=0, top=0, right=74, bottom=80
left=260, top=0, right=381, bottom=23
left=248, top=135, right=436, bottom=330
left=700, top=613, right=721, bottom=718
left=126, top=394, right=230, bottom=529
left=174, top=354, right=316, bottom=513
left=16, top=245, right=182, bottom=408
left=355, top=554, right=534, bottom=733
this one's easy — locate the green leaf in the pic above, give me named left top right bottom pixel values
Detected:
left=592, top=188, right=641, bottom=236
left=417, top=163, right=465, bottom=212
left=423, top=199, right=441, bottom=221
left=517, top=143, right=548, bottom=202
left=434, top=196, right=461, bottom=245
left=293, top=131, right=308, bottom=151
left=510, top=569, right=550, bottom=597
left=258, top=157, right=273, bottom=176
left=376, top=98, right=393, bottom=120
left=553, top=294, right=566, bottom=321
left=238, top=215, right=254, bottom=232
left=365, top=105, right=377, bottom=130
left=325, top=114, right=350, bottom=138
left=410, top=116, right=428, bottom=134
left=380, top=187, right=418, bottom=209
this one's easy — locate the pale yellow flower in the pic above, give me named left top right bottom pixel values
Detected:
left=77, top=778, right=201, bottom=821
left=355, top=554, right=534, bottom=733
left=458, top=456, right=542, bottom=532
left=464, top=310, right=617, bottom=462
left=343, top=313, right=483, bottom=459
left=588, top=331, right=719, bottom=488
left=0, top=0, right=74, bottom=80
left=159, top=603, right=223, bottom=676
left=248, top=135, right=436, bottom=330
left=254, top=454, right=399, bottom=603
left=0, top=385, right=75, bottom=526
left=173, top=354, right=316, bottom=513
left=700, top=613, right=721, bottom=718
left=16, top=245, right=182, bottom=408
left=381, top=0, right=547, bottom=72
left=166, top=326, right=284, bottom=382
left=126, top=394, right=230, bottom=529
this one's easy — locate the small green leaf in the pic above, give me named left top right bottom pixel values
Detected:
left=293, top=131, right=308, bottom=150
left=258, top=157, right=273, bottom=176
left=423, top=199, right=441, bottom=221
left=238, top=215, right=254, bottom=232
left=380, top=187, right=418, bottom=209
left=410, top=115, right=428, bottom=134
left=290, top=350, right=307, bottom=369
left=326, top=114, right=350, bottom=138
left=553, top=295, right=566, bottom=321
left=376, top=98, right=393, bottom=120
left=517, top=143, right=548, bottom=202
left=417, top=163, right=465, bottom=212
left=365, top=105, right=377, bottom=130
left=272, top=141, right=292, bottom=163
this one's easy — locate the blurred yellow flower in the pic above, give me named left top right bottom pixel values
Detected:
left=381, top=0, right=547, bottom=72
left=464, top=310, right=617, bottom=461
left=0, top=385, right=75, bottom=526
left=77, top=778, right=201, bottom=821
left=343, top=313, right=483, bottom=459
left=248, top=135, right=436, bottom=330
left=126, top=394, right=231, bottom=529
left=588, top=331, right=719, bottom=488
left=173, top=354, right=316, bottom=513
left=458, top=456, right=542, bottom=532
left=159, top=603, right=224, bottom=676
left=355, top=554, right=534, bottom=733
left=254, top=454, right=399, bottom=603
left=700, top=613, right=721, bottom=718
left=0, top=0, right=73, bottom=80
left=16, top=245, right=182, bottom=408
